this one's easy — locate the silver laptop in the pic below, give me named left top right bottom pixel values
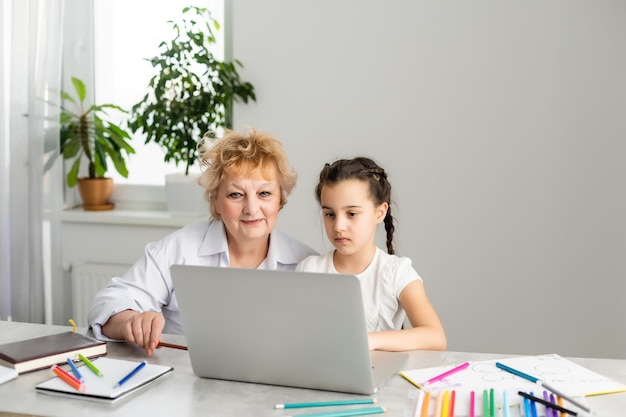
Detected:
left=170, top=265, right=408, bottom=394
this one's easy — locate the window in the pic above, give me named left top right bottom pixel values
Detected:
left=93, top=0, right=224, bottom=186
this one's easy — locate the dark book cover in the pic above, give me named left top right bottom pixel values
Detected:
left=0, top=331, right=106, bottom=374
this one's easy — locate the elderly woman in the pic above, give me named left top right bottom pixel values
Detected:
left=88, top=129, right=316, bottom=355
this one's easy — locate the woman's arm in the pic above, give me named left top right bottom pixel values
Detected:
left=102, top=310, right=165, bottom=356
left=368, top=280, right=447, bottom=352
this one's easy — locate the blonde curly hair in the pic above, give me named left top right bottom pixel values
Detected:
left=197, top=128, right=297, bottom=220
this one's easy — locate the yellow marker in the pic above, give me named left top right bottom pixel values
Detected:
left=68, top=319, right=77, bottom=333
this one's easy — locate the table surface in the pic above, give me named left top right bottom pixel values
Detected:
left=1, top=321, right=625, bottom=417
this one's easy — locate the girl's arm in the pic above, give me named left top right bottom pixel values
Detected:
left=368, top=280, right=447, bottom=352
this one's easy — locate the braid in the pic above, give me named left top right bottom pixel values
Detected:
left=384, top=209, right=395, bottom=255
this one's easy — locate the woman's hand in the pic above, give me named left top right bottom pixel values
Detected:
left=101, top=310, right=165, bottom=356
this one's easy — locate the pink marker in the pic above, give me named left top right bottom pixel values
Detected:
left=422, top=362, right=471, bottom=386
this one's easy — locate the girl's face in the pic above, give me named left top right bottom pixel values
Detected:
left=320, top=179, right=388, bottom=257
left=215, top=167, right=282, bottom=247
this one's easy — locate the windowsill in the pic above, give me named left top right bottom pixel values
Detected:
left=61, top=207, right=207, bottom=228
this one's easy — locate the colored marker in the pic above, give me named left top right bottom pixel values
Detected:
left=489, top=388, right=495, bottom=417
left=518, top=391, right=578, bottom=416
left=276, top=399, right=377, bottom=409
left=549, top=393, right=559, bottom=417
left=483, top=389, right=489, bottom=417
left=52, top=364, right=86, bottom=392
left=420, top=391, right=431, bottom=417
left=502, top=391, right=510, bottom=417
left=66, top=358, right=84, bottom=382
left=441, top=390, right=450, bottom=417
left=529, top=392, right=538, bottom=417
left=78, top=353, right=103, bottom=377
left=433, top=390, right=444, bottom=417
left=495, top=362, right=590, bottom=413
left=523, top=397, right=532, bottom=417
left=285, top=406, right=386, bottom=417
left=422, top=362, right=470, bottom=386
left=469, top=391, right=475, bottom=417
left=114, top=360, right=147, bottom=388
left=449, top=390, right=456, bottom=417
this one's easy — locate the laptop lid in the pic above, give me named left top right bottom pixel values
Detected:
left=170, top=265, right=407, bottom=394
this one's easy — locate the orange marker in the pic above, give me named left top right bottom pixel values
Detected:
left=420, top=391, right=431, bottom=417
left=52, top=364, right=86, bottom=392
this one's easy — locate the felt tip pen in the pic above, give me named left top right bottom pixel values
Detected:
left=78, top=353, right=103, bottom=377
left=422, top=362, right=470, bottom=386
left=52, top=364, right=86, bottom=392
left=285, top=406, right=386, bottom=417
left=276, top=399, right=376, bottom=409
left=66, top=358, right=84, bottom=382
left=517, top=391, right=578, bottom=416
left=114, top=360, right=147, bottom=388
left=496, top=362, right=591, bottom=413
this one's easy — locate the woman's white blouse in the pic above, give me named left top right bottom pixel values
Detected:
left=88, top=220, right=317, bottom=340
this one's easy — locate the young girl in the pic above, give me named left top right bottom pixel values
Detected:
left=297, top=157, right=447, bottom=352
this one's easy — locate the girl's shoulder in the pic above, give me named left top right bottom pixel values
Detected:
left=373, top=248, right=422, bottom=282
left=296, top=250, right=334, bottom=272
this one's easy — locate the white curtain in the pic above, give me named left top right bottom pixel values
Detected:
left=0, top=0, right=64, bottom=323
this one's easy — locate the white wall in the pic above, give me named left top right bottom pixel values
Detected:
left=231, top=1, right=626, bottom=358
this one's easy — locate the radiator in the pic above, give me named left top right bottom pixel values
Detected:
left=70, top=262, right=130, bottom=328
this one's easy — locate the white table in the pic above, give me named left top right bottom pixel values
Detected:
left=1, top=321, right=625, bottom=417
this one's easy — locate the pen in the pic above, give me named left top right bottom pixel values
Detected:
left=489, top=388, right=495, bottom=417
left=66, top=358, right=84, bottom=382
left=78, top=353, right=103, bottom=377
left=157, top=341, right=188, bottom=351
left=285, top=406, right=386, bottom=417
left=114, top=360, right=147, bottom=388
left=276, top=399, right=377, bottom=409
left=495, top=362, right=591, bottom=413
left=517, top=391, right=578, bottom=416
left=469, top=391, right=475, bottom=417
left=52, top=364, right=86, bottom=392
left=422, top=362, right=470, bottom=386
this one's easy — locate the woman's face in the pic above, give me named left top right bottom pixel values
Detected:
left=215, top=166, right=282, bottom=247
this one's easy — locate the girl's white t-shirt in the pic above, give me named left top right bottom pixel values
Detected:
left=296, top=247, right=422, bottom=332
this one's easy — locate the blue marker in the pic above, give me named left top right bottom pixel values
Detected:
left=114, top=361, right=147, bottom=388
left=66, top=358, right=84, bottom=382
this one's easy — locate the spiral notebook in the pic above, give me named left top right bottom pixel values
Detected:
left=35, top=357, right=173, bottom=403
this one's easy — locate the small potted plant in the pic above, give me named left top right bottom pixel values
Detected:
left=60, top=76, right=135, bottom=210
left=128, top=6, right=256, bottom=215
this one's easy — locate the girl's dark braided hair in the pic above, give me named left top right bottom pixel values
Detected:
left=315, top=157, right=395, bottom=255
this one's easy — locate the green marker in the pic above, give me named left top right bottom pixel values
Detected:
left=275, top=398, right=376, bottom=409
left=78, top=353, right=103, bottom=377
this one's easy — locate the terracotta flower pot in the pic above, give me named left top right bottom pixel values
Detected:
left=77, top=177, right=115, bottom=211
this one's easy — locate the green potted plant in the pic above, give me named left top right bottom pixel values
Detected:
left=60, top=76, right=135, bottom=210
left=128, top=5, right=256, bottom=215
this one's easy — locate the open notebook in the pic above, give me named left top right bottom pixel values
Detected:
left=171, top=265, right=408, bottom=395
left=35, top=357, right=173, bottom=403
